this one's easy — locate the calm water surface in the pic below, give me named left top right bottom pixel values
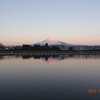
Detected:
left=0, top=55, right=100, bottom=100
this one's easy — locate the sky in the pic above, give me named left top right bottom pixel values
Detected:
left=0, top=0, right=100, bottom=45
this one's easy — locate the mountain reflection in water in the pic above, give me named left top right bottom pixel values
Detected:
left=0, top=54, right=100, bottom=100
left=0, top=54, right=100, bottom=64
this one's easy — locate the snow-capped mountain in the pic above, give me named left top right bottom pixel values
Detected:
left=31, top=38, right=100, bottom=50
left=31, top=38, right=73, bottom=50
left=32, top=38, right=72, bottom=46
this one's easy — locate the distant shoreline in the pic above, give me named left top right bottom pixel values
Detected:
left=0, top=50, right=100, bottom=55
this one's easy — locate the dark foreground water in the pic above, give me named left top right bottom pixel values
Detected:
left=0, top=55, right=100, bottom=100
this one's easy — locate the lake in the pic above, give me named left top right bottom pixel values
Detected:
left=0, top=55, right=100, bottom=100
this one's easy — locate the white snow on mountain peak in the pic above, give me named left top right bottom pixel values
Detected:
left=32, top=38, right=72, bottom=46
left=31, top=38, right=100, bottom=50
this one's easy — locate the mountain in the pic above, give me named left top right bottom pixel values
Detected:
left=32, top=38, right=72, bottom=46
left=31, top=38, right=73, bottom=50
left=31, top=38, right=100, bottom=50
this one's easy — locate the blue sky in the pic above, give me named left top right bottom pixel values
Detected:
left=0, top=0, right=100, bottom=45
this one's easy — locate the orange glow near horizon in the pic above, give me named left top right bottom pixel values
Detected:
left=2, top=38, right=100, bottom=46
left=0, top=0, right=100, bottom=46
left=47, top=37, right=59, bottom=41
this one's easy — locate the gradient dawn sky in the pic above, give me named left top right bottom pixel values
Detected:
left=0, top=0, right=100, bottom=45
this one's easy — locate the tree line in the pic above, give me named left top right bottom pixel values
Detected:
left=0, top=43, right=100, bottom=51
left=13, top=43, right=61, bottom=51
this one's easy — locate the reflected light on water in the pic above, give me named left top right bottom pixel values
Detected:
left=0, top=54, right=100, bottom=100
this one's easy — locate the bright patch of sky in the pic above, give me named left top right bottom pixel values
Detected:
left=0, top=0, right=100, bottom=45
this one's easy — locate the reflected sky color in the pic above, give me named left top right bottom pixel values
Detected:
left=0, top=0, right=100, bottom=45
left=0, top=55, right=100, bottom=99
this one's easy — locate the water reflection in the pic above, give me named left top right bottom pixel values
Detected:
left=0, top=54, right=100, bottom=64
left=0, top=54, right=100, bottom=100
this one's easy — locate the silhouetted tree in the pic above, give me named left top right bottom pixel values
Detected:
left=45, top=43, right=48, bottom=47
left=11, top=43, right=61, bottom=51
left=0, top=43, right=5, bottom=50
left=68, top=47, right=74, bottom=51
left=22, top=45, right=32, bottom=51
